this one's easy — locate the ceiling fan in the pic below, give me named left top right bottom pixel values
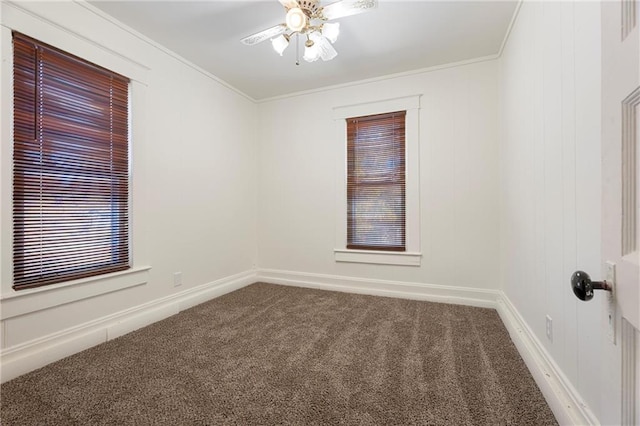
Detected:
left=241, top=0, right=377, bottom=63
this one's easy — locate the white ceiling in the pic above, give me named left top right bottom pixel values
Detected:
left=90, top=1, right=518, bottom=101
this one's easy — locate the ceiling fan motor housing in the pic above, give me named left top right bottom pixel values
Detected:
left=298, top=0, right=322, bottom=19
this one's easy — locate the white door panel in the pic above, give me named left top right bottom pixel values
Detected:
left=602, top=1, right=639, bottom=329
left=601, top=1, right=639, bottom=424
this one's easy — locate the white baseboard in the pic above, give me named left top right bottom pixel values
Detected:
left=257, top=268, right=500, bottom=309
left=496, top=294, right=599, bottom=426
left=0, top=269, right=257, bottom=383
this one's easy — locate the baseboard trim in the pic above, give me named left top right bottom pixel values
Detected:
left=1, top=269, right=257, bottom=383
left=257, top=269, right=499, bottom=309
left=496, top=294, right=599, bottom=426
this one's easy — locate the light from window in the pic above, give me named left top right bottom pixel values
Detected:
left=12, top=32, right=130, bottom=290
left=346, top=111, right=406, bottom=251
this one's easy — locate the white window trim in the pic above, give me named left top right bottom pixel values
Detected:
left=0, top=266, right=151, bottom=320
left=333, top=95, right=422, bottom=266
left=0, top=7, right=151, bottom=307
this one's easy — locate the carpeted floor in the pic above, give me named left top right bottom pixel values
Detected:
left=1, top=283, right=557, bottom=425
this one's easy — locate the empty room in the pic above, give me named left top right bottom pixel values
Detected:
left=0, top=0, right=639, bottom=424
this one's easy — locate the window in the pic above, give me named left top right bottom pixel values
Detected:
left=12, top=32, right=130, bottom=290
left=333, top=95, right=421, bottom=266
left=347, top=111, right=406, bottom=251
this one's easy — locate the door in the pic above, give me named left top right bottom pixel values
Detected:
left=601, top=1, right=639, bottom=424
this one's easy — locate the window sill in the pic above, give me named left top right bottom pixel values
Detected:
left=334, top=249, right=422, bottom=266
left=0, top=265, right=151, bottom=320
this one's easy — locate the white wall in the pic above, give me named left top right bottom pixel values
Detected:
left=0, top=1, right=257, bottom=373
left=499, top=2, right=620, bottom=424
left=257, top=61, right=500, bottom=292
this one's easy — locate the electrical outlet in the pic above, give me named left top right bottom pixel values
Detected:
left=545, top=315, right=553, bottom=342
left=173, top=272, right=182, bottom=287
left=605, top=261, right=616, bottom=344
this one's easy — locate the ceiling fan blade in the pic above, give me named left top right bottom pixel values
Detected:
left=241, top=24, right=287, bottom=46
left=278, top=0, right=299, bottom=10
left=322, top=0, right=377, bottom=20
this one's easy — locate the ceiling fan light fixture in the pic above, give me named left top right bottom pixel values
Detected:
left=271, top=34, right=290, bottom=55
left=321, top=22, right=340, bottom=43
left=242, top=0, right=378, bottom=65
left=285, top=7, right=307, bottom=32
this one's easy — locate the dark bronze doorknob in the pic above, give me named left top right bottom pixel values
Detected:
left=571, top=270, right=612, bottom=301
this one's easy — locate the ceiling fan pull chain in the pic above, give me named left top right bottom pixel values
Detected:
left=296, top=33, right=300, bottom=66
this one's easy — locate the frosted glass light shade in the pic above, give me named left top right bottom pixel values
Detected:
left=286, top=8, right=307, bottom=32
left=310, top=32, right=337, bottom=61
left=271, top=34, right=290, bottom=56
left=321, top=22, right=340, bottom=43
left=303, top=41, right=320, bottom=62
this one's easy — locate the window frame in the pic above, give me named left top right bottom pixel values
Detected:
left=0, top=6, right=151, bottom=320
left=333, top=95, right=422, bottom=266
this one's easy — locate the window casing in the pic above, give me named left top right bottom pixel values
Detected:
left=333, top=95, right=421, bottom=266
left=12, top=32, right=130, bottom=290
left=347, top=111, right=406, bottom=251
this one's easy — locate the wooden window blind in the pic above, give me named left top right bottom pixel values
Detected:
left=12, top=32, right=130, bottom=290
left=347, top=111, right=406, bottom=251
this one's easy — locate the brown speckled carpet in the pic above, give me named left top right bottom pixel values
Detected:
left=0, top=283, right=557, bottom=425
